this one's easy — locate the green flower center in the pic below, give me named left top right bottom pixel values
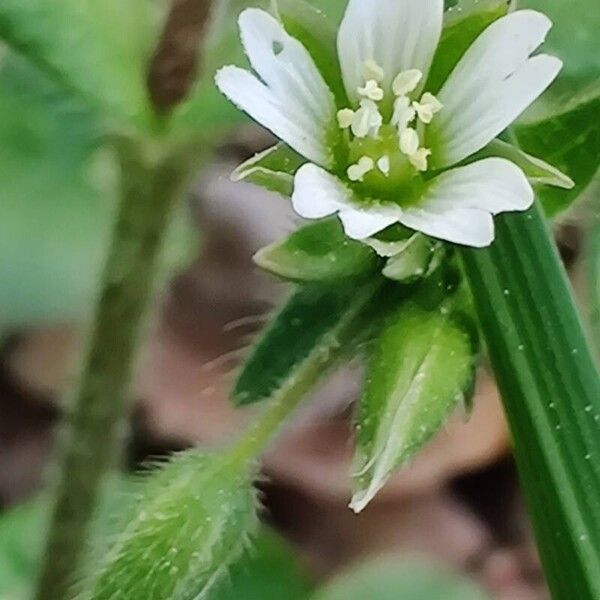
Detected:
left=336, top=61, right=443, bottom=207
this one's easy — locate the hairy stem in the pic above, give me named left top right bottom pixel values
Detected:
left=34, top=141, right=191, bottom=600
left=228, top=280, right=386, bottom=466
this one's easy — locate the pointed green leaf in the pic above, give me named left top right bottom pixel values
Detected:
left=78, top=449, right=259, bottom=600
left=427, top=0, right=510, bottom=93
left=381, top=235, right=444, bottom=283
left=254, top=218, right=379, bottom=282
left=351, top=304, right=476, bottom=512
left=514, top=85, right=600, bottom=216
left=271, top=0, right=347, bottom=105
left=0, top=0, right=159, bottom=127
left=476, top=139, right=574, bottom=190
left=232, top=143, right=305, bottom=197
left=233, top=280, right=387, bottom=406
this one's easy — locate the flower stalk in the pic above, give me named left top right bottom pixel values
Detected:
left=33, top=140, right=193, bottom=600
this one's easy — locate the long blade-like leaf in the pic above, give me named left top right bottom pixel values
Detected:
left=460, top=202, right=600, bottom=599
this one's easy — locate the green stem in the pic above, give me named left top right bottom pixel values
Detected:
left=585, top=220, right=600, bottom=356
left=229, top=279, right=388, bottom=466
left=34, top=141, right=191, bottom=600
left=460, top=202, right=600, bottom=599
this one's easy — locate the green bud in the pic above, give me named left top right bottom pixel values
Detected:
left=78, top=450, right=258, bottom=600
left=351, top=304, right=477, bottom=512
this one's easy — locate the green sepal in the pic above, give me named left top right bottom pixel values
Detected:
left=514, top=84, right=600, bottom=216
left=232, top=280, right=387, bottom=406
left=474, top=139, right=575, bottom=190
left=351, top=304, right=477, bottom=512
left=427, top=0, right=510, bottom=94
left=77, top=449, right=259, bottom=600
left=254, top=218, right=380, bottom=283
left=232, top=143, right=305, bottom=197
left=270, top=0, right=348, bottom=106
left=381, top=235, right=445, bottom=283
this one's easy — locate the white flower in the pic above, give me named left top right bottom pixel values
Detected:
left=216, top=1, right=567, bottom=248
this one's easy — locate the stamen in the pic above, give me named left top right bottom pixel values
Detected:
left=337, top=108, right=355, bottom=129
left=413, top=92, right=443, bottom=124
left=409, top=148, right=432, bottom=172
left=391, top=96, right=416, bottom=131
left=358, top=79, right=384, bottom=102
left=399, top=128, right=420, bottom=156
left=347, top=156, right=375, bottom=182
left=377, top=156, right=391, bottom=176
left=362, top=59, right=385, bottom=83
left=351, top=100, right=383, bottom=138
left=392, top=69, right=423, bottom=97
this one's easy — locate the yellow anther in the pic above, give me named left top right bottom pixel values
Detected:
left=391, top=95, right=416, bottom=131
left=337, top=108, right=355, bottom=129
left=392, top=69, right=423, bottom=96
left=347, top=156, right=375, bottom=182
left=351, top=99, right=383, bottom=138
left=413, top=92, right=443, bottom=124
left=358, top=79, right=385, bottom=101
left=409, top=148, right=432, bottom=172
left=399, top=128, right=420, bottom=156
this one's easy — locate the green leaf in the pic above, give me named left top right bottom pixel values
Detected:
left=232, top=143, right=306, bottom=197
left=311, top=558, right=490, bottom=600
left=514, top=87, right=600, bottom=216
left=460, top=202, right=600, bottom=599
left=272, top=0, right=347, bottom=104
left=381, top=235, right=444, bottom=283
left=0, top=0, right=159, bottom=127
left=520, top=0, right=599, bottom=84
left=254, top=218, right=379, bottom=283
left=476, top=139, right=574, bottom=190
left=427, top=0, right=510, bottom=94
left=233, top=280, right=387, bottom=406
left=213, top=529, right=312, bottom=600
left=351, top=304, right=476, bottom=512
left=78, top=450, right=259, bottom=600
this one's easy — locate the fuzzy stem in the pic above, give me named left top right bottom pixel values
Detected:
left=34, top=141, right=191, bottom=600
left=228, top=280, right=387, bottom=467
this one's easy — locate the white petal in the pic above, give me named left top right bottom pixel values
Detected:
left=292, top=164, right=353, bottom=219
left=338, top=0, right=443, bottom=103
left=338, top=209, right=398, bottom=240
left=292, top=164, right=400, bottom=239
left=216, top=9, right=336, bottom=167
left=421, top=158, right=534, bottom=214
left=397, top=158, right=534, bottom=247
left=430, top=10, right=562, bottom=167
left=399, top=207, right=495, bottom=248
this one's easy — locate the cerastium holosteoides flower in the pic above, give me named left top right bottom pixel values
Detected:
left=212, top=1, right=600, bottom=598
left=216, top=0, right=573, bottom=509
left=2, top=0, right=596, bottom=598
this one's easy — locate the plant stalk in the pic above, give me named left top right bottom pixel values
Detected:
left=460, top=201, right=600, bottom=599
left=34, top=141, right=191, bottom=600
